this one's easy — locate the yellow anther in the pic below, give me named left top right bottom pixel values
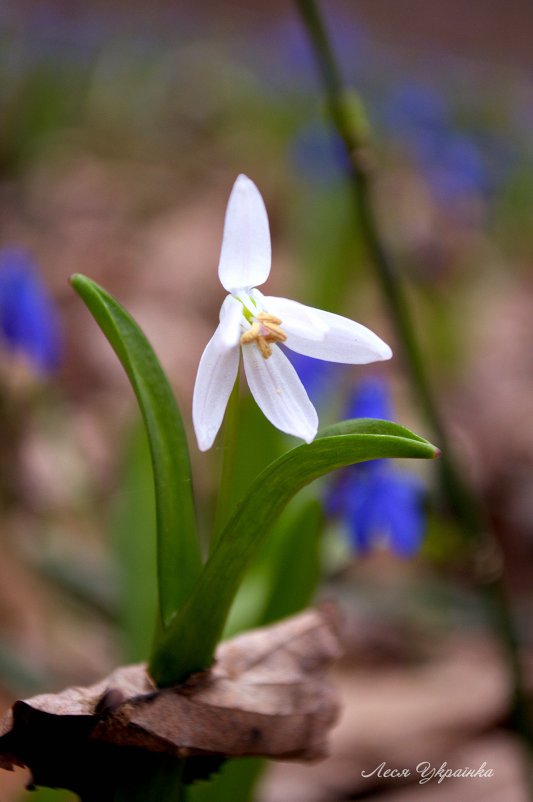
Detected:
left=240, top=322, right=261, bottom=345
left=258, top=312, right=282, bottom=325
left=240, top=313, right=287, bottom=359
left=257, top=338, right=273, bottom=359
left=257, top=313, right=287, bottom=343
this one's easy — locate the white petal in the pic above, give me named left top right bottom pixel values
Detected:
left=218, top=294, right=245, bottom=347
left=218, top=175, right=271, bottom=293
left=266, top=298, right=392, bottom=364
left=242, top=343, right=318, bottom=443
left=192, top=310, right=241, bottom=451
left=264, top=296, right=329, bottom=341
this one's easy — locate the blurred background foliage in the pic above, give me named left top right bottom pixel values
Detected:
left=0, top=1, right=532, bottom=800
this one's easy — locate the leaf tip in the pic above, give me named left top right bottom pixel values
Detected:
left=432, top=447, right=442, bottom=460
left=69, top=273, right=87, bottom=293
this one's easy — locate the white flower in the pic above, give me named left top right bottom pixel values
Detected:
left=193, top=174, right=392, bottom=451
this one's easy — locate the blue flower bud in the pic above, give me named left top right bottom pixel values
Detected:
left=0, top=247, right=61, bottom=376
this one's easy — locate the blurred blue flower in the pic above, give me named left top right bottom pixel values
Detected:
left=290, top=121, right=349, bottom=186
left=423, top=133, right=490, bottom=204
left=284, top=348, right=345, bottom=407
left=345, top=374, right=392, bottom=421
left=254, top=9, right=366, bottom=92
left=381, top=83, right=449, bottom=144
left=379, top=81, right=510, bottom=205
left=326, top=377, right=425, bottom=557
left=0, top=247, right=61, bottom=376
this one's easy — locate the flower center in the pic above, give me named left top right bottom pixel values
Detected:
left=240, top=312, right=287, bottom=359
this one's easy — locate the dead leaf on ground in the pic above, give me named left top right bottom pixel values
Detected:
left=0, top=607, right=343, bottom=794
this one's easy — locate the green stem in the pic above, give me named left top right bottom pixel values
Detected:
left=112, top=759, right=187, bottom=802
left=211, top=368, right=240, bottom=551
left=295, top=0, right=533, bottom=755
left=80, top=753, right=187, bottom=802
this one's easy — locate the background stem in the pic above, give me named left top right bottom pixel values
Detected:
left=295, top=0, right=533, bottom=756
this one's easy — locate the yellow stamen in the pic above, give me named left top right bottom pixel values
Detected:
left=257, top=338, right=273, bottom=359
left=240, top=312, right=287, bottom=359
left=257, top=313, right=287, bottom=342
left=240, top=322, right=261, bottom=345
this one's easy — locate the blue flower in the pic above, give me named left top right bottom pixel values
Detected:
left=0, top=247, right=61, bottom=376
left=290, top=122, right=348, bottom=186
left=345, top=374, right=392, bottom=421
left=423, top=133, right=489, bottom=203
left=379, top=81, right=502, bottom=206
left=283, top=348, right=345, bottom=407
left=380, top=82, right=449, bottom=145
left=326, top=377, right=426, bottom=557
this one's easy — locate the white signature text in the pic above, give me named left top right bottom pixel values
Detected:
left=361, top=760, right=494, bottom=785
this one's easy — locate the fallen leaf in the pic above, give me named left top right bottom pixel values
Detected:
left=0, top=607, right=342, bottom=793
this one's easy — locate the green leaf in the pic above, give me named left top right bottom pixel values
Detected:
left=189, top=758, right=264, bottom=802
left=259, top=496, right=323, bottom=626
left=151, top=419, right=438, bottom=685
left=20, top=789, right=75, bottom=802
left=222, top=496, right=323, bottom=638
left=70, top=274, right=202, bottom=630
left=113, top=420, right=158, bottom=662
left=319, top=416, right=431, bottom=443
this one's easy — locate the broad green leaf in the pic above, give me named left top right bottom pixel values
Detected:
left=319, top=417, right=431, bottom=443
left=20, top=789, right=75, bottom=802
left=151, top=419, right=438, bottom=685
left=189, top=758, right=264, bottom=802
left=113, top=420, right=158, bottom=662
left=211, top=385, right=284, bottom=550
left=223, top=496, right=323, bottom=638
left=71, top=274, right=202, bottom=630
left=259, top=496, right=323, bottom=626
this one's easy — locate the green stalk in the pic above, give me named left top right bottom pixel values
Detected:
left=295, top=0, right=533, bottom=758
left=109, top=757, right=187, bottom=802
left=78, top=753, right=187, bottom=802
left=211, top=369, right=241, bottom=550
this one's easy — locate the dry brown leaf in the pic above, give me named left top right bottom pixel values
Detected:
left=0, top=608, right=342, bottom=792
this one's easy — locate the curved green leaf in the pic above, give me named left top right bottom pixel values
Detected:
left=319, top=417, right=431, bottom=444
left=150, top=420, right=438, bottom=685
left=71, top=274, right=202, bottom=629
left=259, top=496, right=324, bottom=626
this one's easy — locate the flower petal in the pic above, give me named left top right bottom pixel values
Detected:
left=218, top=294, right=245, bottom=347
left=192, top=300, right=242, bottom=451
left=266, top=297, right=392, bottom=364
left=242, top=343, right=318, bottom=443
left=218, top=175, right=271, bottom=293
left=260, top=295, right=328, bottom=341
